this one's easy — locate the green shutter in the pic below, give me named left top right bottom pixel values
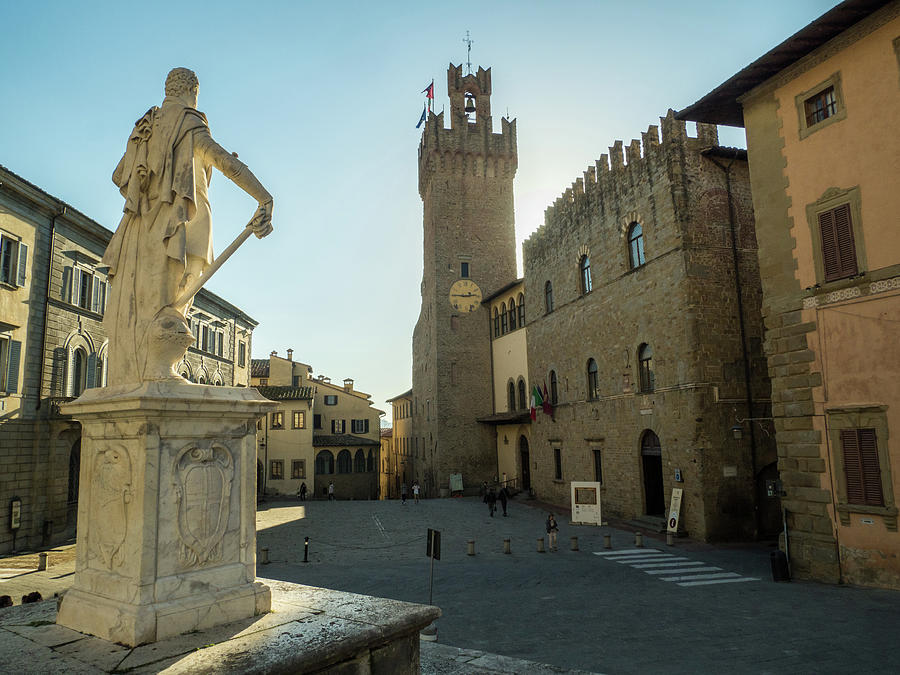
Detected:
left=16, top=243, right=27, bottom=287
left=6, top=339, right=21, bottom=393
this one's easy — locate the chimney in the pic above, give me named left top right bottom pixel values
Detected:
left=270, top=350, right=277, bottom=358
left=287, top=348, right=293, bottom=361
left=343, top=378, right=354, bottom=392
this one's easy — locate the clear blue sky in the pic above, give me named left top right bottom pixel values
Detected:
left=1, top=0, right=839, bottom=415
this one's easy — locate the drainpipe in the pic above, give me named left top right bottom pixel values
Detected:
left=36, top=206, right=67, bottom=411
left=706, top=151, right=760, bottom=538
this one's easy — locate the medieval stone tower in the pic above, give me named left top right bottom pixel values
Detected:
left=412, top=63, right=517, bottom=493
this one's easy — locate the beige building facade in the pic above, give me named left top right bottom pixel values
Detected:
left=386, top=389, right=416, bottom=497
left=679, top=0, right=900, bottom=585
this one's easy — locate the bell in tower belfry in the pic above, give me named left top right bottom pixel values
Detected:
left=464, top=94, right=476, bottom=114
left=447, top=63, right=492, bottom=129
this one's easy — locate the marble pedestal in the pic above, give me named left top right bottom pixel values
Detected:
left=56, top=381, right=275, bottom=646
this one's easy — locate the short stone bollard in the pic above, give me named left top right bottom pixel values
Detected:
left=666, top=532, right=674, bottom=546
left=603, top=533, right=612, bottom=549
left=467, top=540, right=476, bottom=556
left=537, top=538, right=546, bottom=553
left=635, top=532, right=643, bottom=548
left=259, top=547, right=270, bottom=565
left=503, top=538, right=511, bottom=554
left=570, top=536, right=579, bottom=551
left=37, top=552, right=48, bottom=571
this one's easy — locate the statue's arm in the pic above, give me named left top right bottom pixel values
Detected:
left=194, top=130, right=273, bottom=237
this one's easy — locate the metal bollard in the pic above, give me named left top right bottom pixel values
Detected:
left=503, top=538, right=511, bottom=554
left=666, top=532, right=674, bottom=546
left=259, top=547, right=270, bottom=565
left=570, top=536, right=579, bottom=551
left=37, top=552, right=48, bottom=571
left=467, top=540, right=476, bottom=556
left=537, top=538, right=546, bottom=553
left=635, top=532, right=643, bottom=548
left=603, top=533, right=612, bottom=549
left=304, top=537, right=309, bottom=563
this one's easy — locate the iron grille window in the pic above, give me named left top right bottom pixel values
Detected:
left=819, top=203, right=857, bottom=282
left=805, top=86, right=836, bottom=127
left=841, top=428, right=883, bottom=506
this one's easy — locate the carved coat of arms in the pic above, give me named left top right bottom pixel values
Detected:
left=173, top=443, right=234, bottom=567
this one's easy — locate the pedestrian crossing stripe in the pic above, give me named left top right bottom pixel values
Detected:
left=593, top=548, right=759, bottom=587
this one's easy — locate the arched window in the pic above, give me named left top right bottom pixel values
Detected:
left=337, top=449, right=352, bottom=474
left=507, top=381, right=516, bottom=412
left=628, top=222, right=645, bottom=268
left=493, top=308, right=500, bottom=338
left=580, top=255, right=592, bottom=294
left=367, top=449, right=375, bottom=472
left=500, top=302, right=508, bottom=334
left=197, top=376, right=206, bottom=385
left=315, top=450, right=334, bottom=475
left=354, top=449, right=366, bottom=472
left=544, top=281, right=554, bottom=313
left=517, top=293, right=525, bottom=326
left=549, top=370, right=558, bottom=405
left=71, top=348, right=87, bottom=397
left=518, top=379, right=527, bottom=410
left=638, top=343, right=654, bottom=392
left=508, top=298, right=517, bottom=330
left=587, top=358, right=599, bottom=401
left=67, top=440, right=81, bottom=505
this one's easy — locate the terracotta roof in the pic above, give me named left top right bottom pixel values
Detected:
left=255, top=385, right=313, bottom=401
left=385, top=388, right=413, bottom=402
left=380, top=428, right=393, bottom=438
left=676, top=0, right=891, bottom=126
left=313, top=434, right=380, bottom=447
left=251, top=359, right=270, bottom=377
left=482, top=278, right=525, bottom=303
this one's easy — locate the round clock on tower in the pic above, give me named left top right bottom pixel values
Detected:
left=448, top=279, right=482, bottom=313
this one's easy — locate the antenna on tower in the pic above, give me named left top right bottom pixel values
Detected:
left=463, top=31, right=474, bottom=75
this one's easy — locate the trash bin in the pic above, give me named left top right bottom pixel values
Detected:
left=770, top=550, right=790, bottom=582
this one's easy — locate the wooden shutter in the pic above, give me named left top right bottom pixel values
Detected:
left=819, top=204, right=857, bottom=281
left=841, top=430, right=864, bottom=504
left=16, top=243, right=27, bottom=287
left=61, top=266, right=72, bottom=302
left=86, top=354, right=97, bottom=388
left=6, top=339, right=21, bottom=394
left=91, top=276, right=101, bottom=313
left=858, top=428, right=883, bottom=506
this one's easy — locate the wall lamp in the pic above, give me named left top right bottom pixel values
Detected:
left=731, top=417, right=774, bottom=440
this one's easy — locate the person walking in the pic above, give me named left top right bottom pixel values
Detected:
left=328, top=481, right=335, bottom=501
left=412, top=481, right=420, bottom=504
left=401, top=482, right=408, bottom=504
left=498, top=486, right=508, bottom=516
left=484, top=488, right=497, bottom=517
left=298, top=482, right=307, bottom=500
left=546, top=512, right=559, bottom=551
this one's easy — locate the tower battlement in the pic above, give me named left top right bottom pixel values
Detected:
left=524, top=110, right=719, bottom=246
left=418, top=64, right=517, bottom=199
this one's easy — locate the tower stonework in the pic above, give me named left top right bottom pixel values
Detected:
left=412, top=64, right=517, bottom=493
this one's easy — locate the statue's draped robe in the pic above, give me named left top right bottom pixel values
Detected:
left=102, top=100, right=215, bottom=385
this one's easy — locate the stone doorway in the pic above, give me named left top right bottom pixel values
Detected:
left=641, top=430, right=664, bottom=516
left=519, top=437, right=531, bottom=490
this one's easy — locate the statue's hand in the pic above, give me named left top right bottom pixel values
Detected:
left=249, top=199, right=273, bottom=239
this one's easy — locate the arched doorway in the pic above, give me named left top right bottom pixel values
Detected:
left=66, top=439, right=81, bottom=535
left=640, top=430, right=665, bottom=516
left=519, top=436, right=531, bottom=490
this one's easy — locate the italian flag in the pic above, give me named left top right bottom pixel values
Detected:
left=530, top=385, right=543, bottom=421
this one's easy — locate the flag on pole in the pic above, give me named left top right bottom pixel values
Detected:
left=422, top=80, right=434, bottom=112
left=416, top=104, right=427, bottom=129
left=530, top=385, right=543, bottom=421
left=542, top=381, right=553, bottom=416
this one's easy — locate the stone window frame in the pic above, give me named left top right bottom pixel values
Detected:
left=805, top=186, right=867, bottom=287
left=825, top=405, right=897, bottom=531
left=270, top=459, right=284, bottom=481
left=291, top=459, right=306, bottom=480
left=794, top=72, right=847, bottom=140
left=292, top=410, right=305, bottom=429
left=271, top=411, right=284, bottom=430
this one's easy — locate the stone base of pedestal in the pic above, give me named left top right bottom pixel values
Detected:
left=1, top=580, right=441, bottom=674
left=56, top=580, right=271, bottom=645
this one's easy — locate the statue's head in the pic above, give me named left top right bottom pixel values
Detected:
left=165, top=68, right=199, bottom=107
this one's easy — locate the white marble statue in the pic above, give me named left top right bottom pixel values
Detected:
left=102, top=67, right=273, bottom=386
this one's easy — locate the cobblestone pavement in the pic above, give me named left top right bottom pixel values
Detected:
left=3, top=497, right=900, bottom=673
left=257, top=496, right=900, bottom=674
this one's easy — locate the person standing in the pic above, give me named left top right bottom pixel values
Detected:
left=328, top=481, right=335, bottom=501
left=401, top=482, right=408, bottom=504
left=484, top=488, right=497, bottom=517
left=412, top=481, right=420, bottom=504
left=546, top=513, right=559, bottom=551
left=498, top=486, right=508, bottom=516
left=298, top=482, right=307, bottom=500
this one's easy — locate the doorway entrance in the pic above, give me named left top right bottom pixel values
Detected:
left=519, top=436, right=531, bottom=490
left=641, top=430, right=664, bottom=516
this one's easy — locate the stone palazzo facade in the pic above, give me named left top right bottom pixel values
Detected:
left=522, top=115, right=777, bottom=541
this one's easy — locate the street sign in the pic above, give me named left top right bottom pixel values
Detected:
left=667, top=488, right=683, bottom=534
left=426, top=528, right=441, bottom=560
left=9, top=497, right=21, bottom=531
